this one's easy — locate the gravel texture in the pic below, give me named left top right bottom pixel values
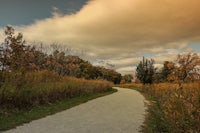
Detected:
left=3, top=87, right=146, bottom=133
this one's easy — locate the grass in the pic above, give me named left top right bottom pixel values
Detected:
left=119, top=83, right=200, bottom=133
left=0, top=88, right=117, bottom=131
left=0, top=70, right=113, bottom=108
left=139, top=90, right=176, bottom=133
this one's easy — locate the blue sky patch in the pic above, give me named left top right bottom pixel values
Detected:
left=0, top=0, right=88, bottom=27
left=189, top=42, right=200, bottom=52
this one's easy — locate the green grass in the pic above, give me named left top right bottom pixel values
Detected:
left=140, top=93, right=174, bottom=133
left=0, top=88, right=117, bottom=131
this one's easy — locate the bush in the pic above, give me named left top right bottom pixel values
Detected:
left=123, top=83, right=200, bottom=132
left=0, top=70, right=112, bottom=109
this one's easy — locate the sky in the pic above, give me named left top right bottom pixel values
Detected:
left=0, top=0, right=200, bottom=75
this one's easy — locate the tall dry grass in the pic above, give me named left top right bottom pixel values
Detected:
left=120, top=82, right=200, bottom=132
left=0, top=70, right=112, bottom=109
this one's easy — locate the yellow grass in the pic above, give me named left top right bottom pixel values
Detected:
left=0, top=70, right=113, bottom=109
left=120, top=82, right=200, bottom=132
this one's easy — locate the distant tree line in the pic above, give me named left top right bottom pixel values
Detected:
left=121, top=74, right=133, bottom=84
left=0, top=26, right=121, bottom=84
left=136, top=53, right=200, bottom=86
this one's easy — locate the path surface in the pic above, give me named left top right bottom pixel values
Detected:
left=3, top=87, right=146, bottom=133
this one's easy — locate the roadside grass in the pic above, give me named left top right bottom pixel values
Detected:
left=139, top=90, right=176, bottom=133
left=119, top=83, right=200, bottom=133
left=0, top=70, right=113, bottom=109
left=0, top=88, right=117, bottom=131
left=118, top=84, right=172, bottom=132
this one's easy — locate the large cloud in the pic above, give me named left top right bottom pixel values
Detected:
left=1, top=0, right=200, bottom=74
left=19, top=0, right=200, bottom=54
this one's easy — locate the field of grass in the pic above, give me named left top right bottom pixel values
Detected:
left=0, top=70, right=113, bottom=109
left=119, top=83, right=200, bottom=133
left=0, top=88, right=117, bottom=131
left=0, top=70, right=115, bottom=131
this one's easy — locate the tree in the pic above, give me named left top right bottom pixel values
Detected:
left=160, top=61, right=175, bottom=82
left=122, top=74, right=133, bottom=83
left=136, top=57, right=155, bottom=84
left=168, top=53, right=200, bottom=83
left=4, top=26, right=27, bottom=71
left=153, top=72, right=162, bottom=83
left=0, top=26, right=42, bottom=72
left=0, top=26, right=14, bottom=72
left=95, top=66, right=121, bottom=84
left=0, top=26, right=122, bottom=84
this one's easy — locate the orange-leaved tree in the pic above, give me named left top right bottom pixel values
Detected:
left=168, top=53, right=200, bottom=88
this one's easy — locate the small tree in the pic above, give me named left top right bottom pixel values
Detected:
left=136, top=57, right=155, bottom=84
left=160, top=61, right=175, bottom=82
left=168, top=53, right=200, bottom=88
left=122, top=74, right=133, bottom=83
left=176, top=53, right=200, bottom=82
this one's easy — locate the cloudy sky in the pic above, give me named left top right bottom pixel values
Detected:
left=0, top=0, right=200, bottom=74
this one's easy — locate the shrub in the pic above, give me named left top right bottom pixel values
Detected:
left=119, top=83, right=200, bottom=132
left=0, top=70, right=112, bottom=109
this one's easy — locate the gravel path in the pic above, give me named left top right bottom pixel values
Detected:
left=3, top=87, right=146, bottom=133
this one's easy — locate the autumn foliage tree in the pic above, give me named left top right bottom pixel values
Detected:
left=0, top=26, right=121, bottom=84
left=0, top=26, right=47, bottom=73
left=168, top=53, right=200, bottom=83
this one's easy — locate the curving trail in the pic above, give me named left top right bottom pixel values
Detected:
left=3, top=87, right=146, bottom=133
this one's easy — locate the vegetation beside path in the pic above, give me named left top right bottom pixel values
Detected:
left=0, top=88, right=117, bottom=131
left=119, top=83, right=200, bottom=133
left=0, top=26, right=118, bottom=131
